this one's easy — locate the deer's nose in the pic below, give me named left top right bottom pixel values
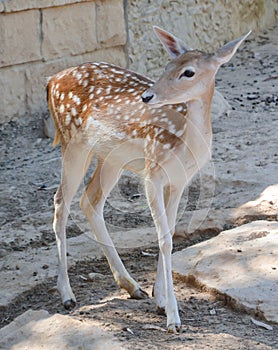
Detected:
left=141, top=91, right=154, bottom=104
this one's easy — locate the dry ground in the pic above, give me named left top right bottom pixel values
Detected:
left=0, top=25, right=277, bottom=349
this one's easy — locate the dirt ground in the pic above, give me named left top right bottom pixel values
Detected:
left=0, top=25, right=277, bottom=349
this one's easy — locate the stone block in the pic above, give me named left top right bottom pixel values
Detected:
left=0, top=68, right=26, bottom=123
left=0, top=10, right=41, bottom=68
left=87, top=46, right=127, bottom=67
left=42, top=2, right=97, bottom=60
left=96, top=0, right=127, bottom=47
left=0, top=0, right=91, bottom=13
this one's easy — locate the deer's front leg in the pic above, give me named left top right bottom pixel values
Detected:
left=153, top=185, right=185, bottom=315
left=145, top=178, right=181, bottom=333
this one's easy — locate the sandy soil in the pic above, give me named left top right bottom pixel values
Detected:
left=0, top=25, right=277, bottom=349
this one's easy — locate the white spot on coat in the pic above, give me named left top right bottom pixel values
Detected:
left=65, top=114, right=71, bottom=126
left=71, top=107, right=77, bottom=117
left=73, top=95, right=81, bottom=105
left=175, top=130, right=184, bottom=138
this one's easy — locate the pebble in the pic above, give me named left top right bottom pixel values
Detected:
left=87, top=272, right=106, bottom=282
left=246, top=94, right=259, bottom=100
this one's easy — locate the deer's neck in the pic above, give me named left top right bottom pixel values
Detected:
left=183, top=86, right=214, bottom=168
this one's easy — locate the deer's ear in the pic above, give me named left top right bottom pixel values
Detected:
left=153, top=26, right=192, bottom=58
left=214, top=31, right=251, bottom=65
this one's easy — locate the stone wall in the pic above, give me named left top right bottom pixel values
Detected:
left=0, top=0, right=127, bottom=123
left=127, top=0, right=278, bottom=79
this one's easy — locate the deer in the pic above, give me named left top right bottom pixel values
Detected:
left=47, top=26, right=250, bottom=333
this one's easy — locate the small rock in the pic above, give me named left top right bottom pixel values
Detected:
left=251, top=318, right=273, bottom=330
left=87, top=272, right=106, bottom=282
left=123, top=327, right=134, bottom=335
left=246, top=94, right=258, bottom=100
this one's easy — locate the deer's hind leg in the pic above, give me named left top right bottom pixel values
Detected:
left=80, top=159, right=148, bottom=299
left=54, top=143, right=93, bottom=309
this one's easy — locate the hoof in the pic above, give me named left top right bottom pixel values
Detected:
left=167, top=323, right=182, bottom=334
left=130, top=288, right=149, bottom=300
left=63, top=299, right=76, bottom=310
left=156, top=306, right=166, bottom=316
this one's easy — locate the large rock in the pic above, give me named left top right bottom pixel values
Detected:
left=172, top=221, right=278, bottom=323
left=0, top=309, right=124, bottom=350
left=175, top=184, right=278, bottom=238
left=231, top=185, right=278, bottom=224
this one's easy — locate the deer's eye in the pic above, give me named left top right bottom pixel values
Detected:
left=179, top=69, right=195, bottom=79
